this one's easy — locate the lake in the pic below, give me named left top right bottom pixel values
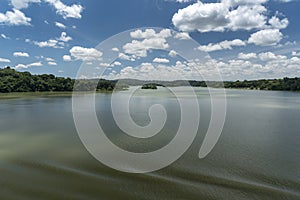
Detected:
left=0, top=87, right=299, bottom=199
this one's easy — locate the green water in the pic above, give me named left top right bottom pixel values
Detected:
left=0, top=87, right=299, bottom=199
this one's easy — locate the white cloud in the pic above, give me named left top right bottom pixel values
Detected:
left=248, top=29, right=283, bottom=46
left=292, top=51, right=300, bottom=56
left=118, top=53, right=135, bottom=61
left=48, top=61, right=57, bottom=65
left=1, top=34, right=9, bottom=39
left=122, top=29, right=173, bottom=57
left=276, top=0, right=294, bottom=2
left=14, top=64, right=27, bottom=69
left=69, top=46, right=103, bottom=61
left=172, top=2, right=230, bottom=32
left=27, top=61, right=42, bottom=67
left=123, top=38, right=169, bottom=57
left=238, top=53, right=257, bottom=60
left=177, top=0, right=192, bottom=2
left=55, top=21, right=66, bottom=29
left=0, top=9, right=31, bottom=26
left=258, top=52, right=287, bottom=61
left=14, top=61, right=43, bottom=69
left=34, top=39, right=60, bottom=48
left=33, top=32, right=71, bottom=48
left=268, top=16, right=289, bottom=29
left=58, top=32, right=72, bottom=42
left=198, top=39, right=246, bottom=52
left=172, top=1, right=288, bottom=33
left=0, top=58, right=11, bottom=63
left=153, top=58, right=170, bottom=63
left=130, top=29, right=171, bottom=39
left=103, top=54, right=300, bottom=81
left=168, top=50, right=177, bottom=57
left=45, top=57, right=54, bottom=61
left=13, top=51, right=29, bottom=57
left=11, top=0, right=41, bottom=9
left=222, top=0, right=268, bottom=7
left=111, top=61, right=122, bottom=66
left=44, top=0, right=83, bottom=19
left=174, top=32, right=191, bottom=40
left=227, top=5, right=267, bottom=31
left=112, top=47, right=119, bottom=52
left=63, top=55, right=71, bottom=61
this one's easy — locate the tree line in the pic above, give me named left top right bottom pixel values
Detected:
left=0, top=67, right=123, bottom=93
left=0, top=67, right=299, bottom=93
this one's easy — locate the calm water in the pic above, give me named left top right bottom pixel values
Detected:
left=0, top=87, right=299, bottom=200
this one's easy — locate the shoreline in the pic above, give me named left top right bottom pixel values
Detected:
left=0, top=86, right=299, bottom=100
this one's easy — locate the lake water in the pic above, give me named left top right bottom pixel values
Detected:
left=0, top=87, right=299, bottom=199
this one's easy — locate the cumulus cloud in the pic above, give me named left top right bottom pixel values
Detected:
left=11, top=0, right=41, bottom=9
left=227, top=5, right=267, bottom=31
left=222, top=0, right=268, bottom=7
left=63, top=55, right=71, bottom=61
left=130, top=29, right=171, bottom=39
left=198, top=39, right=246, bottom=52
left=13, top=51, right=29, bottom=57
left=292, top=51, right=300, bottom=56
left=268, top=16, right=289, bottom=29
left=55, top=21, right=66, bottom=29
left=0, top=9, right=31, bottom=26
left=44, top=0, right=83, bottom=19
left=248, top=29, right=283, bottom=46
left=58, top=32, right=72, bottom=42
left=0, top=58, right=11, bottom=63
left=33, top=32, right=71, bottom=48
left=123, top=38, right=169, bottom=57
left=14, top=61, right=43, bottom=69
left=103, top=54, right=300, bottom=81
left=45, top=57, right=54, bottom=61
left=69, top=46, right=103, bottom=61
left=117, top=53, right=134, bottom=61
left=123, top=29, right=171, bottom=57
left=111, top=61, right=122, bottom=66
left=168, top=50, right=177, bottom=57
left=172, top=1, right=289, bottom=33
left=9, top=0, right=83, bottom=19
left=174, top=32, right=191, bottom=40
left=112, top=47, right=119, bottom=52
left=14, top=64, right=27, bottom=69
left=238, top=52, right=257, bottom=59
left=153, top=58, right=170, bottom=63
left=172, top=2, right=230, bottom=32
left=34, top=39, right=60, bottom=48
left=258, top=52, right=287, bottom=61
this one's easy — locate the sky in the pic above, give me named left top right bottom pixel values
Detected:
left=0, top=0, right=299, bottom=81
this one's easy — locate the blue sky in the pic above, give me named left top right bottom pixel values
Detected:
left=0, top=0, right=299, bottom=80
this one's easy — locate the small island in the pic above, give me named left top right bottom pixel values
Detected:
left=141, top=83, right=158, bottom=90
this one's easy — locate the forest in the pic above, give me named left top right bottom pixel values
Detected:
left=0, top=67, right=122, bottom=93
left=0, top=67, right=299, bottom=93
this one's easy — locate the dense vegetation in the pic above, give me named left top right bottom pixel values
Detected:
left=0, top=67, right=125, bottom=93
left=223, top=78, right=300, bottom=91
left=141, top=83, right=158, bottom=89
left=0, top=67, right=299, bottom=93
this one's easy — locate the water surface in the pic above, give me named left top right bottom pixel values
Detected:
left=0, top=88, right=299, bottom=199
